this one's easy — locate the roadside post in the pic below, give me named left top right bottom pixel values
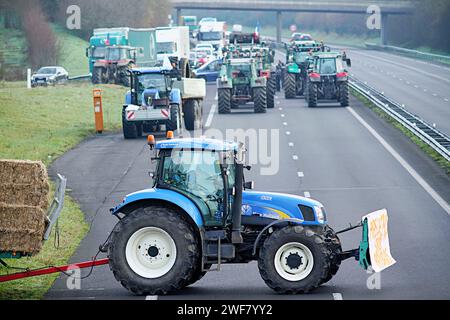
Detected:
left=93, top=89, right=104, bottom=133
left=27, top=68, right=31, bottom=89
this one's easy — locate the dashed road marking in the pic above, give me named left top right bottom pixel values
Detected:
left=205, top=104, right=216, bottom=128
left=297, top=171, right=304, bottom=177
left=347, top=106, right=450, bottom=215
left=283, top=122, right=288, bottom=126
left=333, top=293, right=343, bottom=300
left=285, top=131, right=291, bottom=135
left=292, top=155, right=298, bottom=160
left=288, top=142, right=294, bottom=147
left=281, top=114, right=285, bottom=117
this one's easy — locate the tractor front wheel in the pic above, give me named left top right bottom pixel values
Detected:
left=166, top=104, right=180, bottom=132
left=306, top=82, right=318, bottom=108
left=339, top=81, right=349, bottom=107
left=108, top=206, right=200, bottom=295
left=258, top=225, right=331, bottom=294
left=92, top=67, right=103, bottom=84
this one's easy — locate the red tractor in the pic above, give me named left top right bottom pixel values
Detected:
left=92, top=45, right=137, bottom=86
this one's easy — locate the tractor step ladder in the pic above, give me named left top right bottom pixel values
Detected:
left=202, top=230, right=235, bottom=272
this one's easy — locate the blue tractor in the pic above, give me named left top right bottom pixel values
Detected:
left=122, top=63, right=205, bottom=139
left=105, top=136, right=393, bottom=295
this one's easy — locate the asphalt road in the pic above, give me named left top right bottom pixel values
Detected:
left=336, top=46, right=450, bottom=136
left=45, top=73, right=450, bottom=300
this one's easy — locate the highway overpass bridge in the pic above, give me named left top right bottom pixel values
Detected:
left=171, top=0, right=415, bottom=44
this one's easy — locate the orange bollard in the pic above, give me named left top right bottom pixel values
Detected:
left=93, top=89, right=104, bottom=133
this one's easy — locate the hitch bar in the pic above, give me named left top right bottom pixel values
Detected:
left=0, top=258, right=109, bottom=283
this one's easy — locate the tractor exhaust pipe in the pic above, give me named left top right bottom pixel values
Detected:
left=231, top=163, right=243, bottom=244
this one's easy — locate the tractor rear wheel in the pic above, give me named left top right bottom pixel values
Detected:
left=92, top=67, right=103, bottom=84
left=267, top=76, right=276, bottom=109
left=253, top=87, right=267, bottom=113
left=307, top=82, right=318, bottom=108
left=258, top=225, right=331, bottom=294
left=122, top=107, right=138, bottom=139
left=108, top=206, right=200, bottom=295
left=218, top=88, right=231, bottom=114
left=284, top=72, right=296, bottom=99
left=183, top=99, right=202, bottom=130
left=339, top=81, right=349, bottom=107
left=166, top=104, right=180, bottom=131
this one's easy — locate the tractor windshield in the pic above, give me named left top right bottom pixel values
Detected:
left=138, top=74, right=167, bottom=91
left=157, top=42, right=177, bottom=54
left=317, top=58, right=337, bottom=74
left=161, top=149, right=230, bottom=226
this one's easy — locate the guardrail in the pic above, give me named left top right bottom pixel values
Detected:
left=68, top=73, right=91, bottom=81
left=349, top=77, right=450, bottom=162
left=365, top=42, right=450, bottom=65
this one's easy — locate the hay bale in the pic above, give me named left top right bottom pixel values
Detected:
left=0, top=203, right=47, bottom=254
left=0, top=159, right=50, bottom=255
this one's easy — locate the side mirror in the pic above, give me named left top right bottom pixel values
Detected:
left=243, top=181, right=254, bottom=190
left=346, top=58, right=352, bottom=67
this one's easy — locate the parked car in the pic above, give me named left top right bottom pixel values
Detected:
left=194, top=58, right=223, bottom=82
left=193, top=48, right=215, bottom=67
left=31, top=66, right=69, bottom=87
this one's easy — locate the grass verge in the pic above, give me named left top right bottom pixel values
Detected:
left=351, top=88, right=450, bottom=175
left=0, top=81, right=127, bottom=299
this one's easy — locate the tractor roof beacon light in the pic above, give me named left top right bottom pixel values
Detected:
left=147, top=135, right=155, bottom=149
left=166, top=131, right=174, bottom=139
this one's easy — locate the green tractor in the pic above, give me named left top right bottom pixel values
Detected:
left=217, top=57, right=267, bottom=114
left=92, top=45, right=137, bottom=86
left=305, top=52, right=352, bottom=108
left=283, top=42, right=324, bottom=99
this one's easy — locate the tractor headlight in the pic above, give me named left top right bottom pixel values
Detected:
left=314, top=206, right=326, bottom=223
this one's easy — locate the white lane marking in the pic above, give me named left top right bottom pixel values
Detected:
left=288, top=142, right=294, bottom=147
left=292, top=155, right=298, bottom=160
left=278, top=107, right=283, bottom=110
left=214, top=92, right=218, bottom=100
left=297, top=171, right=304, bottom=177
left=281, top=114, right=285, bottom=117
left=333, top=293, right=343, bottom=300
left=414, top=85, right=419, bottom=88
left=205, top=104, right=216, bottom=128
left=286, top=131, right=291, bottom=135
left=445, top=98, right=449, bottom=102
left=146, top=295, right=158, bottom=300
left=432, top=93, right=437, bottom=97
left=304, top=191, right=311, bottom=198
left=283, top=122, right=288, bottom=126
left=347, top=107, right=450, bottom=215
left=276, top=101, right=281, bottom=105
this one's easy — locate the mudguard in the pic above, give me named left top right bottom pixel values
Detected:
left=287, top=63, right=300, bottom=74
left=111, top=188, right=204, bottom=227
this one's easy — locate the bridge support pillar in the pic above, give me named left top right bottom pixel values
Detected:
left=380, top=13, right=388, bottom=45
left=175, top=8, right=182, bottom=26
left=276, top=11, right=282, bottom=43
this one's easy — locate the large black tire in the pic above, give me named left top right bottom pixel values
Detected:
left=122, top=107, right=138, bottom=139
left=179, top=58, right=190, bottom=78
left=253, top=87, right=267, bottom=113
left=339, top=81, right=349, bottom=107
left=92, top=67, right=103, bottom=84
left=284, top=72, right=296, bottom=99
left=218, top=88, right=231, bottom=114
left=306, top=82, right=318, bottom=108
left=166, top=104, right=179, bottom=131
left=258, top=225, right=331, bottom=294
left=267, top=76, right=276, bottom=109
left=183, top=99, right=202, bottom=131
left=108, top=206, right=200, bottom=295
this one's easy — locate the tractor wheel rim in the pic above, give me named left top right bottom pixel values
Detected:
left=125, top=227, right=177, bottom=279
left=274, top=242, right=314, bottom=281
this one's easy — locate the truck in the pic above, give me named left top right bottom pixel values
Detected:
left=87, top=27, right=158, bottom=83
left=305, top=51, right=352, bottom=107
left=181, top=16, right=198, bottom=38
left=156, top=27, right=190, bottom=64
left=121, top=63, right=205, bottom=138
left=197, top=21, right=227, bottom=54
